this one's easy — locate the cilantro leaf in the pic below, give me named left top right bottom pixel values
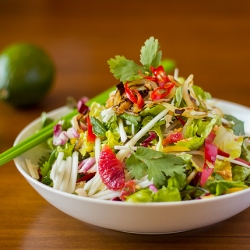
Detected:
left=38, top=155, right=47, bottom=169
left=39, top=160, right=53, bottom=185
left=39, top=150, right=56, bottom=178
left=224, top=114, right=245, bottom=135
left=40, top=161, right=51, bottom=178
left=125, top=147, right=186, bottom=186
left=107, top=55, right=144, bottom=82
left=140, top=37, right=162, bottom=70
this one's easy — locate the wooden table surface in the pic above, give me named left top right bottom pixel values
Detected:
left=1, top=0, right=250, bottom=249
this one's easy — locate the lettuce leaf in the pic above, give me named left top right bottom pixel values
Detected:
left=184, top=117, right=218, bottom=139
left=167, top=172, right=186, bottom=190
left=175, top=136, right=204, bottom=151
left=105, top=130, right=122, bottom=149
left=140, top=104, right=165, bottom=117
left=173, top=86, right=183, bottom=108
left=79, top=132, right=94, bottom=157
left=204, top=179, right=247, bottom=196
left=89, top=102, right=105, bottom=119
left=192, top=85, right=212, bottom=100
left=232, top=165, right=250, bottom=182
left=241, top=138, right=250, bottom=162
left=214, top=125, right=243, bottom=158
left=150, top=126, right=164, bottom=152
left=56, top=142, right=75, bottom=159
left=154, top=186, right=181, bottom=202
left=125, top=188, right=154, bottom=203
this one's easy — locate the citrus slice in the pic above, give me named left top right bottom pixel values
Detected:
left=119, top=180, right=137, bottom=201
left=98, top=145, right=125, bottom=190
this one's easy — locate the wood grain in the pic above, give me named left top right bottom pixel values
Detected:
left=0, top=0, right=250, bottom=249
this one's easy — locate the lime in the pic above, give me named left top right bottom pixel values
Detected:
left=0, top=43, right=55, bottom=107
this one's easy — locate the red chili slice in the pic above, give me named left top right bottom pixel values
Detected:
left=124, top=83, right=144, bottom=109
left=151, top=83, right=175, bottom=100
left=87, top=116, right=96, bottom=142
left=142, top=65, right=170, bottom=86
left=150, top=65, right=169, bottom=86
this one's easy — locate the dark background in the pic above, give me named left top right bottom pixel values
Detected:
left=1, top=1, right=249, bottom=110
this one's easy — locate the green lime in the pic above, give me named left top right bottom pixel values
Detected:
left=0, top=43, right=55, bottom=107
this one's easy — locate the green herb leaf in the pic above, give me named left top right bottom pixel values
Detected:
left=90, top=116, right=107, bottom=137
left=119, top=113, right=141, bottom=126
left=39, top=150, right=56, bottom=177
left=126, top=147, right=186, bottom=186
left=40, top=161, right=51, bottom=178
left=224, top=114, right=245, bottom=135
left=140, top=37, right=162, bottom=70
left=107, top=55, right=144, bottom=82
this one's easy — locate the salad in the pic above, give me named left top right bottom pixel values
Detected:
left=25, top=37, right=250, bottom=202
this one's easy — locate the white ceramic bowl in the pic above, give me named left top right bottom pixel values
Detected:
left=14, top=99, right=250, bottom=234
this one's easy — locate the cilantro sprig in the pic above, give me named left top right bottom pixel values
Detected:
left=108, top=56, right=144, bottom=82
left=107, top=37, right=162, bottom=82
left=125, top=147, right=186, bottom=187
left=140, top=36, right=162, bottom=69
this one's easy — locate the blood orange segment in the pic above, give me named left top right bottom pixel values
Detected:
left=119, top=180, right=137, bottom=201
left=98, top=145, right=125, bottom=190
left=162, top=131, right=183, bottom=146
